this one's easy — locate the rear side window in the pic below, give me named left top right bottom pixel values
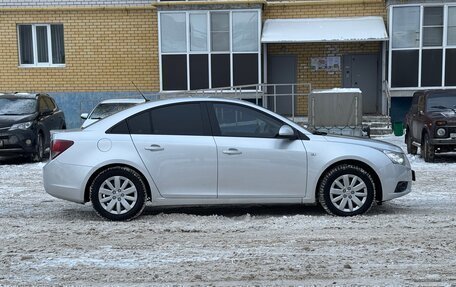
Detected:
left=150, top=103, right=206, bottom=135
left=127, top=111, right=152, bottom=134
left=107, top=120, right=130, bottom=134
left=124, top=103, right=208, bottom=136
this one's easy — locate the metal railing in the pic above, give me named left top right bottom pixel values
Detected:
left=382, top=80, right=392, bottom=129
left=157, top=83, right=312, bottom=122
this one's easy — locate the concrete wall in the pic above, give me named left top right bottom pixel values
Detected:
left=50, top=92, right=159, bottom=128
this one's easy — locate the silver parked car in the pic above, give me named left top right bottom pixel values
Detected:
left=43, top=98, right=415, bottom=221
left=80, top=98, right=145, bottom=128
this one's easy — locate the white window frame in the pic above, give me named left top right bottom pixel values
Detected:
left=158, top=9, right=262, bottom=92
left=17, top=24, right=65, bottom=68
left=388, top=4, right=456, bottom=90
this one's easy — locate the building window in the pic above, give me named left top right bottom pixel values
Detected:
left=18, top=24, right=65, bottom=67
left=389, top=5, right=456, bottom=88
left=159, top=10, right=261, bottom=91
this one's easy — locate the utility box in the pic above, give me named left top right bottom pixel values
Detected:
left=308, top=88, right=367, bottom=137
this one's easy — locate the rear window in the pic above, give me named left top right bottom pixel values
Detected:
left=0, top=98, right=36, bottom=115
left=90, top=103, right=136, bottom=120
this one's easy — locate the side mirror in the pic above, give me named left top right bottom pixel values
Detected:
left=40, top=109, right=52, bottom=116
left=278, top=125, right=297, bottom=139
left=81, top=113, right=89, bottom=119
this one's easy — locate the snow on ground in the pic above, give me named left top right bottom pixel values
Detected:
left=1, top=135, right=456, bottom=286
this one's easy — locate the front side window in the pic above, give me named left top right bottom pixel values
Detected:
left=18, top=24, right=65, bottom=66
left=213, top=103, right=282, bottom=138
left=159, top=10, right=261, bottom=91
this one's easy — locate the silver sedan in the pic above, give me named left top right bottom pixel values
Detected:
left=43, top=98, right=414, bottom=221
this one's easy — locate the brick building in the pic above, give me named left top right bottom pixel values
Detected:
left=0, top=0, right=438, bottom=128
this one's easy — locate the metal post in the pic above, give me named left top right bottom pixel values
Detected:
left=291, top=84, right=295, bottom=122
left=274, top=85, right=277, bottom=113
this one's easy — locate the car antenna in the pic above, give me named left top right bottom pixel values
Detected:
left=131, top=81, right=150, bottom=102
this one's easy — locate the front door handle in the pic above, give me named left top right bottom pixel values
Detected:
left=222, top=148, right=242, bottom=155
left=145, top=144, right=164, bottom=152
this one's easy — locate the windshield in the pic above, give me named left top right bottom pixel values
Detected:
left=427, top=95, right=456, bottom=112
left=89, top=103, right=136, bottom=119
left=0, top=98, right=37, bottom=115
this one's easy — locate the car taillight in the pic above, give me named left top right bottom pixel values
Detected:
left=51, top=139, right=74, bottom=159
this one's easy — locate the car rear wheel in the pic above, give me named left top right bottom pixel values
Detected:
left=406, top=130, right=417, bottom=155
left=422, top=133, right=435, bottom=162
left=31, top=133, right=44, bottom=162
left=318, top=164, right=376, bottom=216
left=90, top=166, right=147, bottom=221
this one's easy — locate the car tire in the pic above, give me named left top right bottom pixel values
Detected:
left=90, top=166, right=147, bottom=221
left=318, top=164, right=376, bottom=216
left=422, top=133, right=435, bottom=163
left=31, top=133, right=44, bottom=162
left=406, top=130, right=417, bottom=155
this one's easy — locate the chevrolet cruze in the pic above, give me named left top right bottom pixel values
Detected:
left=43, top=98, right=414, bottom=221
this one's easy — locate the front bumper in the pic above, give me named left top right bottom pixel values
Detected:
left=430, top=137, right=456, bottom=146
left=380, top=163, right=414, bottom=202
left=0, top=129, right=37, bottom=156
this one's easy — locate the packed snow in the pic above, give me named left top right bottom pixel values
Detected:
left=0, top=134, right=455, bottom=286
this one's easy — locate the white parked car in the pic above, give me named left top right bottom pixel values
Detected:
left=44, top=98, right=415, bottom=221
left=80, top=98, right=145, bottom=128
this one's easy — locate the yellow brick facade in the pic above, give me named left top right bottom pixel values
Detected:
left=0, top=8, right=159, bottom=92
left=0, top=1, right=387, bottom=116
left=263, top=1, right=386, bottom=20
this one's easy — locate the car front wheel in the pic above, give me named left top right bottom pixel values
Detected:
left=31, top=133, right=44, bottom=162
left=422, top=133, right=435, bottom=162
left=406, top=130, right=417, bottom=155
left=318, top=164, right=376, bottom=216
left=90, top=166, right=147, bottom=221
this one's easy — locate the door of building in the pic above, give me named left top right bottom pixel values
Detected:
left=343, top=54, right=379, bottom=114
left=267, top=55, right=297, bottom=115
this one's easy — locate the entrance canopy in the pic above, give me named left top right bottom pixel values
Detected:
left=261, top=16, right=388, bottom=43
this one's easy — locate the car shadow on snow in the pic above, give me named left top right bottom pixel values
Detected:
left=415, top=151, right=456, bottom=163
left=0, top=155, right=49, bottom=165
left=142, top=204, right=328, bottom=218
left=55, top=202, right=421, bottom=222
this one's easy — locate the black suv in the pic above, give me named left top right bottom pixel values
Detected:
left=0, top=93, right=66, bottom=161
left=405, top=90, right=456, bottom=162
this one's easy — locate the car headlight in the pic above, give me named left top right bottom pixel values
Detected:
left=436, top=128, right=446, bottom=137
left=383, top=150, right=407, bottom=165
left=9, top=121, right=33, bottom=131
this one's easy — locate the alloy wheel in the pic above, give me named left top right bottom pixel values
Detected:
left=98, top=176, right=138, bottom=215
left=329, top=174, right=368, bottom=212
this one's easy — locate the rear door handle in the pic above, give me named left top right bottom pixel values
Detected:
left=145, top=144, right=164, bottom=152
left=222, top=148, right=242, bottom=155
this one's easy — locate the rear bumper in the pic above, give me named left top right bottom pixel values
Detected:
left=43, top=159, right=92, bottom=203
